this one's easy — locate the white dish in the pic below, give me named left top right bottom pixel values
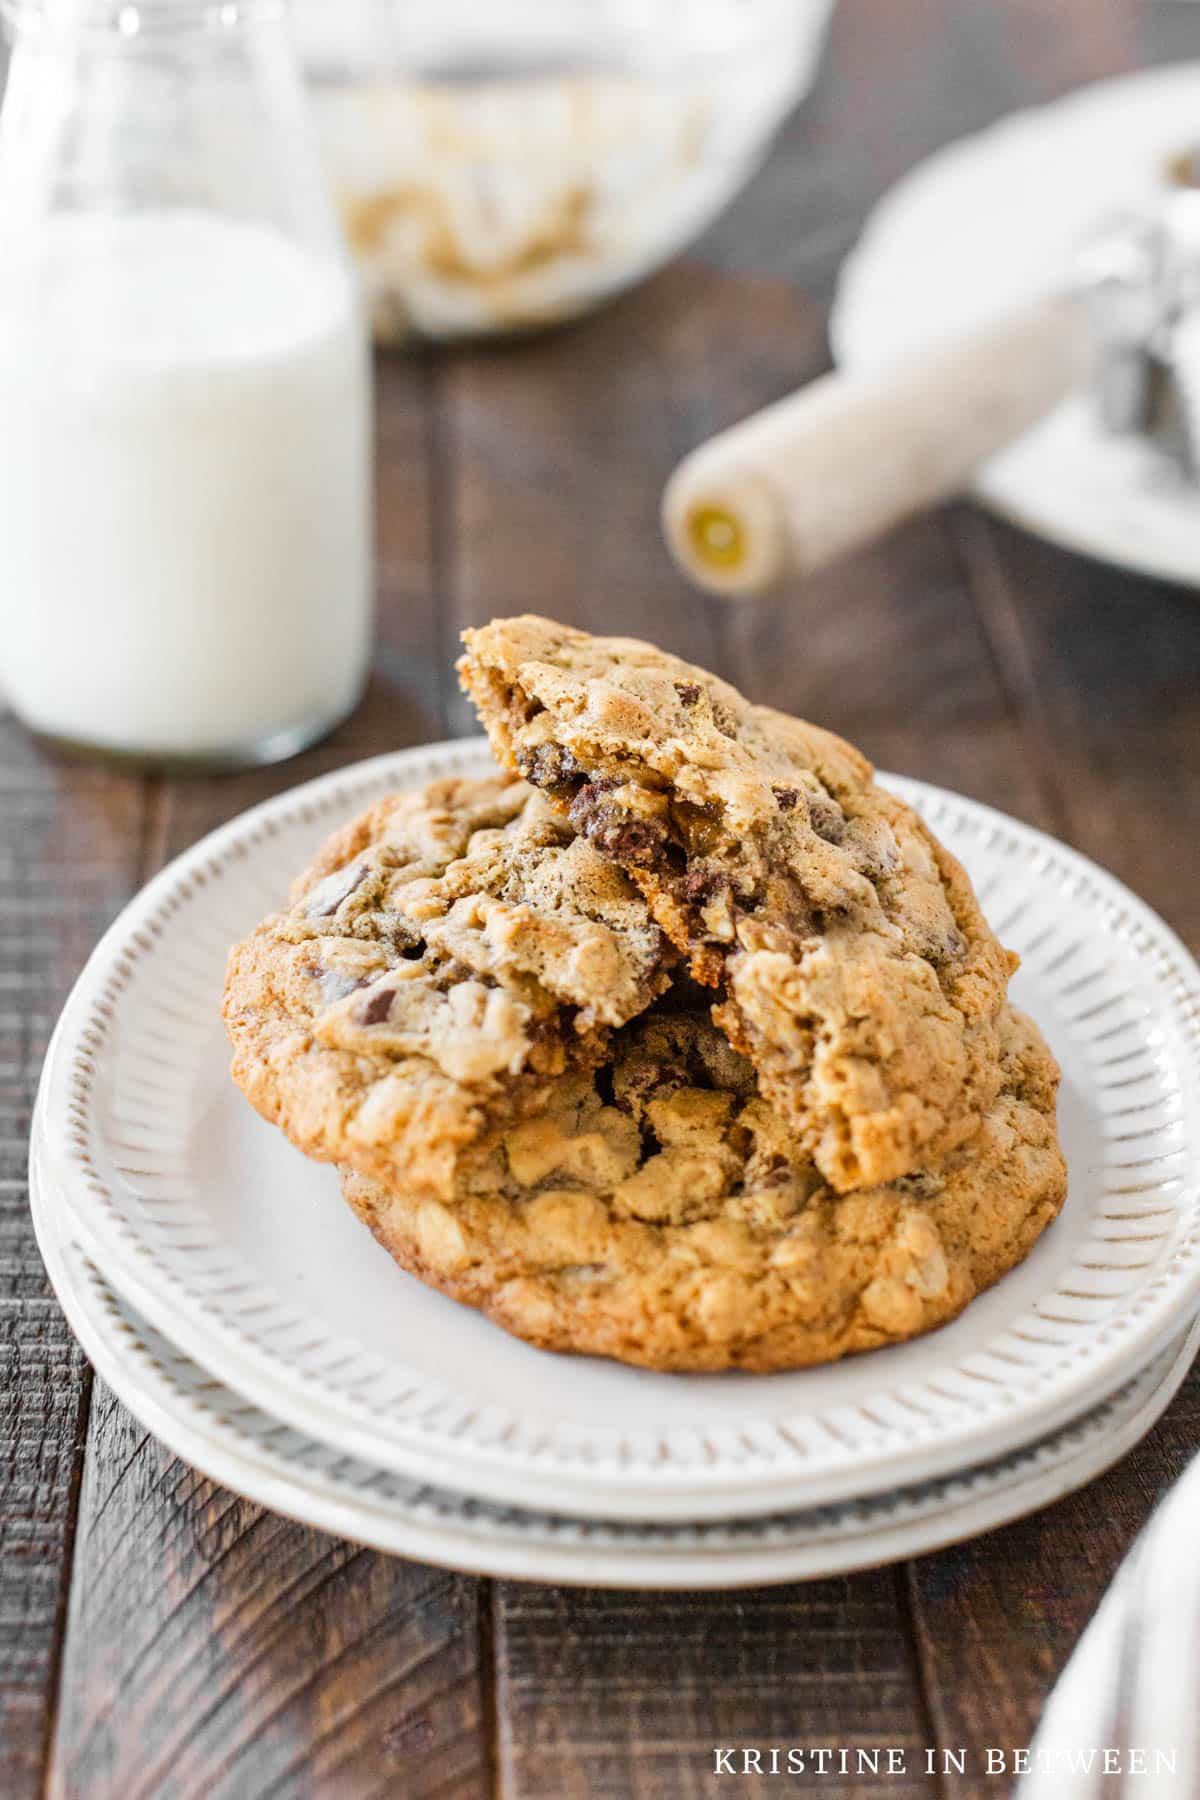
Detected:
left=832, top=64, right=1200, bottom=588
left=32, top=1132, right=1200, bottom=1589
left=36, top=739, right=1200, bottom=1521
left=295, top=0, right=834, bottom=344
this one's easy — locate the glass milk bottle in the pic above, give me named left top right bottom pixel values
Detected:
left=0, top=0, right=373, bottom=769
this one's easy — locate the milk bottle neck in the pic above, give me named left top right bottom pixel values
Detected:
left=0, top=0, right=342, bottom=262
left=1, top=2, right=286, bottom=42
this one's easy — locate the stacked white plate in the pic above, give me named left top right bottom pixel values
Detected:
left=31, top=740, right=1200, bottom=1587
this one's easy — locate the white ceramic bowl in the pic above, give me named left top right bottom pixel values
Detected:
left=296, top=0, right=836, bottom=342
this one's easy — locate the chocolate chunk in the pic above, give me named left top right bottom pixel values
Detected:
left=516, top=743, right=584, bottom=798
left=571, top=772, right=617, bottom=797
left=674, top=682, right=701, bottom=706
left=585, top=816, right=665, bottom=865
left=679, top=865, right=728, bottom=907
left=710, top=700, right=741, bottom=739
left=307, top=861, right=370, bottom=919
left=307, top=965, right=373, bottom=1004
left=614, top=1058, right=689, bottom=1114
left=809, top=791, right=847, bottom=844
left=357, top=988, right=394, bottom=1026
left=773, top=786, right=799, bottom=811
left=567, top=781, right=666, bottom=868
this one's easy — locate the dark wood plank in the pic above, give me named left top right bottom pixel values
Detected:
left=908, top=1355, right=1200, bottom=1798
left=495, top=1578, right=935, bottom=1800
left=956, top=512, right=1200, bottom=952
left=49, top=1382, right=488, bottom=1800
left=46, top=358, right=494, bottom=1800
left=433, top=264, right=738, bottom=738
left=974, top=0, right=1137, bottom=96
left=0, top=719, right=146, bottom=1799
left=714, top=0, right=1133, bottom=314
left=1139, top=0, right=1200, bottom=69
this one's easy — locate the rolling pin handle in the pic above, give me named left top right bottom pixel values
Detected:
left=662, top=294, right=1092, bottom=598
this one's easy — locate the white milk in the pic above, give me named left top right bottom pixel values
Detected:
left=0, top=211, right=372, bottom=759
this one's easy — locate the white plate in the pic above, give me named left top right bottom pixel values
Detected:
left=36, top=740, right=1200, bottom=1521
left=832, top=64, right=1200, bottom=588
left=32, top=1131, right=1200, bottom=1589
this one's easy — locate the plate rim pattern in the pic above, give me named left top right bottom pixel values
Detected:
left=31, top=1143, right=1200, bottom=1589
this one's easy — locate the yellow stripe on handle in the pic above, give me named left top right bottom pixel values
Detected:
left=662, top=294, right=1092, bottom=598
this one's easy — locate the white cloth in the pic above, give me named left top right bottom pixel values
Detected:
left=1018, top=1455, right=1200, bottom=1797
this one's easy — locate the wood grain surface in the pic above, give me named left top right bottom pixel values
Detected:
left=3, top=2, right=1199, bottom=1795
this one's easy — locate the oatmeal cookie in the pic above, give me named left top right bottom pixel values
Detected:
left=340, top=1005, right=1065, bottom=1371
left=459, top=615, right=1016, bottom=1191
left=224, top=772, right=672, bottom=1199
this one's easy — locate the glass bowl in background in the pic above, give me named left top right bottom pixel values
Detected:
left=294, top=0, right=835, bottom=344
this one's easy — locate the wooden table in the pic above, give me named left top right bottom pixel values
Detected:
left=6, top=3, right=1200, bottom=1794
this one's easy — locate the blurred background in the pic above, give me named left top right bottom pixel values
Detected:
left=2, top=0, right=1196, bottom=911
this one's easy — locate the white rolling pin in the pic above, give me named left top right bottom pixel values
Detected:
left=661, top=294, right=1093, bottom=597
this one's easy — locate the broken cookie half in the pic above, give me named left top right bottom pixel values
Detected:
left=224, top=772, right=673, bottom=1201
left=459, top=615, right=1016, bottom=1192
